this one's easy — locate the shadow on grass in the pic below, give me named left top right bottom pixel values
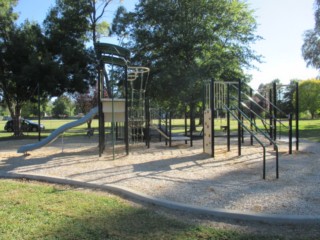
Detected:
left=300, top=128, right=320, bottom=142
left=0, top=180, right=261, bottom=240
left=41, top=207, right=192, bottom=239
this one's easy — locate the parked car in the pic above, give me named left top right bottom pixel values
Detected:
left=4, top=119, right=45, bottom=132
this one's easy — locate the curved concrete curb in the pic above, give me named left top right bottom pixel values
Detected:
left=1, top=172, right=320, bottom=225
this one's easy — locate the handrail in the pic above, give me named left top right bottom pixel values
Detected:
left=231, top=105, right=279, bottom=147
left=240, top=101, right=272, bottom=131
left=225, top=106, right=268, bottom=147
left=232, top=84, right=270, bottom=116
left=224, top=105, right=279, bottom=179
left=243, top=83, right=288, bottom=117
left=230, top=90, right=289, bottom=130
left=232, top=83, right=289, bottom=119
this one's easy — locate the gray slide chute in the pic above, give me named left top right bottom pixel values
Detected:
left=17, top=107, right=98, bottom=154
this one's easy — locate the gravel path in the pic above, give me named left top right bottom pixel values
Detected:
left=0, top=136, right=320, bottom=217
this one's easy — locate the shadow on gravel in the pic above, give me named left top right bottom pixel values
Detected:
left=1, top=138, right=320, bottom=236
left=0, top=145, right=98, bottom=173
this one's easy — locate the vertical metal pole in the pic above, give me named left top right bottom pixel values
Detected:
left=202, top=83, right=206, bottom=153
left=263, top=147, right=266, bottom=179
left=227, top=84, right=231, bottom=151
left=185, top=105, right=188, bottom=144
left=276, top=147, right=279, bottom=179
left=159, top=109, right=162, bottom=142
left=145, top=98, right=150, bottom=148
left=190, top=103, right=193, bottom=147
left=98, top=63, right=103, bottom=157
left=169, top=112, right=172, bottom=147
left=295, top=81, right=299, bottom=151
left=125, top=65, right=129, bottom=155
left=273, top=82, right=277, bottom=141
left=211, top=78, right=215, bottom=158
left=269, top=88, right=273, bottom=144
left=238, top=79, right=241, bottom=156
left=111, top=75, right=115, bottom=159
left=241, top=115, right=244, bottom=144
left=289, top=113, right=293, bottom=154
left=165, top=112, right=168, bottom=146
left=116, top=123, right=119, bottom=140
left=37, top=82, right=41, bottom=141
left=250, top=88, right=253, bottom=145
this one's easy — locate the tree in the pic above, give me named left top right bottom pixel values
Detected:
left=21, top=98, right=50, bottom=118
left=0, top=18, right=60, bottom=135
left=112, top=0, right=260, bottom=112
left=44, top=0, right=124, bottom=52
left=51, top=0, right=124, bottom=45
left=1, top=1, right=125, bottom=136
left=278, top=79, right=299, bottom=117
left=74, top=87, right=99, bottom=128
left=0, top=1, right=95, bottom=136
left=302, top=0, right=320, bottom=70
left=43, top=0, right=124, bottom=105
left=44, top=0, right=96, bottom=96
left=0, top=0, right=18, bottom=35
left=88, top=0, right=121, bottom=45
left=52, top=95, right=74, bottom=118
left=298, top=79, right=320, bottom=119
left=256, top=79, right=300, bottom=118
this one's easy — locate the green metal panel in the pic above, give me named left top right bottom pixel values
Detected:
left=101, top=55, right=128, bottom=67
left=95, top=42, right=130, bottom=60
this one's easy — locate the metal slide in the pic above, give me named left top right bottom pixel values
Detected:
left=17, top=107, right=98, bottom=154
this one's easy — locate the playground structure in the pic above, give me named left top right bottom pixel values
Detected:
left=96, top=42, right=193, bottom=155
left=148, top=107, right=193, bottom=147
left=127, top=66, right=150, bottom=144
left=203, top=79, right=299, bottom=179
left=17, top=43, right=300, bottom=180
left=17, top=43, right=148, bottom=157
left=95, top=43, right=153, bottom=158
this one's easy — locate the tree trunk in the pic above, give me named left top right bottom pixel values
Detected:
left=198, top=114, right=203, bottom=126
left=189, top=103, right=197, bottom=132
left=311, top=111, right=315, bottom=120
left=87, top=119, right=92, bottom=129
left=13, top=105, right=22, bottom=136
left=190, top=118, right=196, bottom=131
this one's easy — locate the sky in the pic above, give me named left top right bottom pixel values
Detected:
left=15, top=0, right=319, bottom=90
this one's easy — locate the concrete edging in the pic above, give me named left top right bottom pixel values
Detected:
left=1, top=172, right=320, bottom=225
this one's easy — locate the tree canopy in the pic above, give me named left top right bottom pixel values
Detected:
left=112, top=0, right=260, bottom=110
left=298, top=79, right=320, bottom=119
left=44, top=0, right=124, bottom=110
left=1, top=0, right=262, bottom=134
left=0, top=1, right=109, bottom=135
left=302, top=0, right=320, bottom=70
left=0, top=19, right=61, bottom=135
left=43, top=0, right=96, bottom=96
left=52, top=95, right=74, bottom=118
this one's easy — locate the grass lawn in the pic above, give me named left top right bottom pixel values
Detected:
left=0, top=119, right=100, bottom=139
left=0, top=179, right=280, bottom=240
left=171, top=118, right=320, bottom=142
left=298, top=119, right=320, bottom=142
left=1, top=118, right=319, bottom=141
